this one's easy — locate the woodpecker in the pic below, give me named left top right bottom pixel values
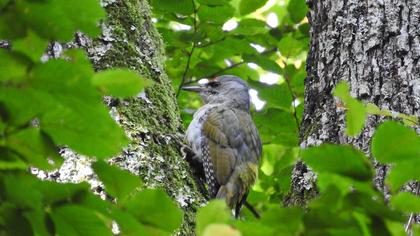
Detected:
left=183, top=75, right=262, bottom=217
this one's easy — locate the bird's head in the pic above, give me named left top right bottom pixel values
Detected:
left=182, top=75, right=250, bottom=110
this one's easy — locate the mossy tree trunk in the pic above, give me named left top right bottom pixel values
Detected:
left=37, top=1, right=205, bottom=235
left=287, top=0, right=420, bottom=208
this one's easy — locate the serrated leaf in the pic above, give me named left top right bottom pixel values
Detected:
left=123, top=189, right=183, bottom=234
left=301, top=144, right=372, bottom=181
left=239, top=0, right=267, bottom=15
left=391, top=192, right=420, bottom=213
left=112, top=209, right=148, bottom=236
left=51, top=205, right=113, bottom=236
left=92, top=69, right=152, bottom=98
left=92, top=160, right=142, bottom=202
left=13, top=30, right=48, bottom=62
left=371, top=121, right=420, bottom=163
left=196, top=200, right=231, bottom=236
left=6, top=128, right=61, bottom=170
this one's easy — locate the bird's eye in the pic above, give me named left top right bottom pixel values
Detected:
left=207, top=81, right=220, bottom=88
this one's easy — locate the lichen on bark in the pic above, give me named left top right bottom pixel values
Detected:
left=36, top=0, right=206, bottom=235
left=287, top=0, right=420, bottom=218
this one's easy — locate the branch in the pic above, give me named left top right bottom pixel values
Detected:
left=176, top=0, right=198, bottom=98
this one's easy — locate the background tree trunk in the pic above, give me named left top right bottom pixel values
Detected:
left=287, top=0, right=420, bottom=209
left=34, top=1, right=205, bottom=235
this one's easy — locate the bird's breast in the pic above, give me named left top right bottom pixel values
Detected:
left=185, top=104, right=218, bottom=158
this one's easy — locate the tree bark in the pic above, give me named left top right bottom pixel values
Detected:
left=34, top=1, right=205, bottom=235
left=287, top=0, right=420, bottom=209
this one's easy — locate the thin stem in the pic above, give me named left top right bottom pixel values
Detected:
left=405, top=183, right=420, bottom=233
left=196, top=37, right=226, bottom=48
left=176, top=0, right=198, bottom=98
left=284, top=73, right=300, bottom=130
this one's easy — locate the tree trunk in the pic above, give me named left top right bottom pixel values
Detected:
left=34, top=1, right=205, bottom=235
left=287, top=0, right=420, bottom=207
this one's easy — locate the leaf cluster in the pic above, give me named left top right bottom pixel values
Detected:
left=0, top=1, right=183, bottom=235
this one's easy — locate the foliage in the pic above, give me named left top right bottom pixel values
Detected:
left=152, top=0, right=419, bottom=234
left=152, top=0, right=309, bottom=214
left=0, top=0, right=183, bottom=235
left=0, top=0, right=419, bottom=235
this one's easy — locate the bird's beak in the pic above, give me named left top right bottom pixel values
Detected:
left=181, top=85, right=203, bottom=92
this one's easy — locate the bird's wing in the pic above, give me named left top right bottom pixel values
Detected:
left=202, top=106, right=262, bottom=190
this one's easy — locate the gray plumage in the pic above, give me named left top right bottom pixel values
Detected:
left=183, top=75, right=262, bottom=217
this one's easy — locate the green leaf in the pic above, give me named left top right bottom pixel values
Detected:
left=333, top=82, right=367, bottom=136
left=196, top=200, right=231, bottom=236
left=287, top=0, right=308, bottom=23
left=31, top=59, right=128, bottom=158
left=123, top=189, right=183, bottom=234
left=198, top=4, right=235, bottom=24
left=0, top=50, right=29, bottom=82
left=260, top=206, right=304, bottom=235
left=0, top=11, right=27, bottom=39
left=202, top=224, right=241, bottom=236
left=92, top=69, right=152, bottom=98
left=51, top=205, right=113, bottom=236
left=278, top=33, right=308, bottom=58
left=391, top=192, right=420, bottom=213
left=150, top=0, right=194, bottom=15
left=3, top=174, right=42, bottom=210
left=249, top=81, right=292, bottom=110
left=0, top=202, right=34, bottom=236
left=0, top=147, right=27, bottom=170
left=239, top=0, right=268, bottom=15
left=92, top=160, right=142, bottom=202
left=301, top=144, right=372, bottom=181
left=243, top=54, right=282, bottom=74
left=345, top=98, right=367, bottom=136
left=37, top=181, right=91, bottom=205
left=13, top=30, right=48, bottom=62
left=371, top=121, right=420, bottom=163
left=253, top=108, right=298, bottom=146
left=0, top=0, right=9, bottom=8
left=6, top=128, right=62, bottom=170
left=386, top=160, right=420, bottom=192
left=197, top=0, right=230, bottom=6
left=233, top=221, right=274, bottom=236
left=15, top=0, right=105, bottom=40
left=0, top=87, right=54, bottom=126
left=233, top=19, right=267, bottom=35
left=112, top=209, right=148, bottom=236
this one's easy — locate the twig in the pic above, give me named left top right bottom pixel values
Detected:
left=284, top=73, right=301, bottom=130
left=176, top=0, right=198, bottom=98
left=244, top=200, right=260, bottom=219
left=405, top=183, right=420, bottom=233
left=196, top=37, right=226, bottom=48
